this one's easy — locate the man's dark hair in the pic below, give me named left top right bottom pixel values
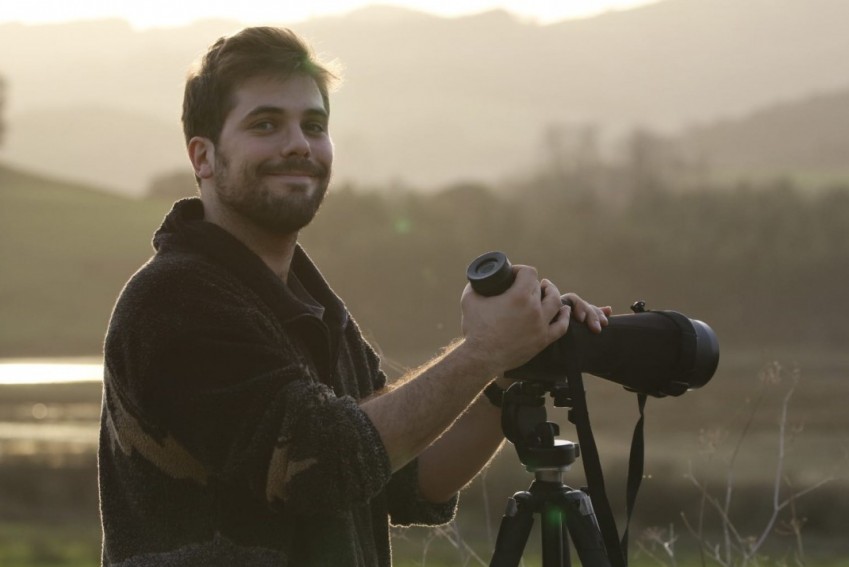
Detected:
left=181, top=27, right=338, bottom=145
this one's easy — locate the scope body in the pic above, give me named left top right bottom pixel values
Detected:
left=510, top=310, right=718, bottom=396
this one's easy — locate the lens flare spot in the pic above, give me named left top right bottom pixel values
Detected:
left=394, top=218, right=412, bottom=234
left=32, top=403, right=49, bottom=420
left=544, top=507, right=562, bottom=526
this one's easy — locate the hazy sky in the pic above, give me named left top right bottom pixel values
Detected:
left=1, top=0, right=659, bottom=29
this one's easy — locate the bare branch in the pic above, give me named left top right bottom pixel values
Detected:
left=680, top=364, right=839, bottom=567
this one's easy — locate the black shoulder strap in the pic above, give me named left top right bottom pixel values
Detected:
left=568, top=371, right=627, bottom=567
left=568, top=371, right=649, bottom=567
left=622, top=394, right=648, bottom=555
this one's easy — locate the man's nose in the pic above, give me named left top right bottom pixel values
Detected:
left=281, top=125, right=310, bottom=157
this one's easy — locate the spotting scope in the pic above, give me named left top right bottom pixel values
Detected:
left=467, top=252, right=719, bottom=397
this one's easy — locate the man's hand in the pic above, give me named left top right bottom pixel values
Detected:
left=562, top=292, right=612, bottom=334
left=460, top=266, right=613, bottom=377
left=459, top=265, right=570, bottom=375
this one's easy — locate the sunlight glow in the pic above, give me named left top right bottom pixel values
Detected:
left=0, top=0, right=659, bottom=30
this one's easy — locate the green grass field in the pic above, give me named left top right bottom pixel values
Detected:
left=3, top=528, right=845, bottom=567
left=1, top=522, right=847, bottom=567
left=1, top=351, right=847, bottom=566
left=0, top=523, right=101, bottom=567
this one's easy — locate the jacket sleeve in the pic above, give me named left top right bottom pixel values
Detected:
left=386, top=459, right=458, bottom=527
left=104, top=257, right=392, bottom=516
left=345, top=327, right=459, bottom=527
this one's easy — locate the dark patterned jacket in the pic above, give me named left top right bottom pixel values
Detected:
left=99, top=198, right=456, bottom=566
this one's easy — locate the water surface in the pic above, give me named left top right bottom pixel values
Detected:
left=0, top=358, right=102, bottom=385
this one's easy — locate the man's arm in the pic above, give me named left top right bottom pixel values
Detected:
left=414, top=377, right=506, bottom=503
left=360, top=267, right=570, bottom=474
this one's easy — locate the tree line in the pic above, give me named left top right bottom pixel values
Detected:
left=142, top=126, right=849, bottom=361
left=302, top=177, right=849, bottom=360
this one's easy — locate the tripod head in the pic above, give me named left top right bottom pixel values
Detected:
left=501, top=377, right=579, bottom=473
left=494, top=375, right=613, bottom=567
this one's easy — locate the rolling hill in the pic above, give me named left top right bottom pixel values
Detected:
left=0, top=163, right=171, bottom=355
left=677, top=88, right=849, bottom=179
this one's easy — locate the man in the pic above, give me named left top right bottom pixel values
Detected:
left=98, top=26, right=610, bottom=566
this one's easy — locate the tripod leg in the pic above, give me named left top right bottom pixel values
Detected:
left=489, top=492, right=535, bottom=567
left=561, top=489, right=612, bottom=567
left=541, top=501, right=571, bottom=567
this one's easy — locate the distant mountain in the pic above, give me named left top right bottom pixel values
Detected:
left=1, top=0, right=848, bottom=194
left=4, top=105, right=188, bottom=197
left=677, top=88, right=849, bottom=175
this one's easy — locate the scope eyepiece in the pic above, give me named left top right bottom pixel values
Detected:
left=467, top=251, right=514, bottom=297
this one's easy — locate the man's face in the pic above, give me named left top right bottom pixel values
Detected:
left=211, top=73, right=333, bottom=235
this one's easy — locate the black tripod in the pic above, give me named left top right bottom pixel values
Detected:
left=489, top=380, right=612, bottom=567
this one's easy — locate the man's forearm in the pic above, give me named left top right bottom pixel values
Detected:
left=415, top=385, right=507, bottom=503
left=360, top=339, right=498, bottom=473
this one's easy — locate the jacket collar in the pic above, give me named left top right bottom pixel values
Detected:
left=153, top=198, right=349, bottom=335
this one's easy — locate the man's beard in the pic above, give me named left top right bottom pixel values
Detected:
left=213, top=150, right=330, bottom=235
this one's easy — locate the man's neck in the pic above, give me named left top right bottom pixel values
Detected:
left=202, top=199, right=299, bottom=283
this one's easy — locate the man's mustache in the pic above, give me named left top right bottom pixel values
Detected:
left=257, top=158, right=327, bottom=177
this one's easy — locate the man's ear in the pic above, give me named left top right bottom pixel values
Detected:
left=188, top=137, right=215, bottom=180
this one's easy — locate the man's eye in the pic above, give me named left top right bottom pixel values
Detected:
left=252, top=121, right=275, bottom=132
left=304, top=121, right=327, bottom=134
